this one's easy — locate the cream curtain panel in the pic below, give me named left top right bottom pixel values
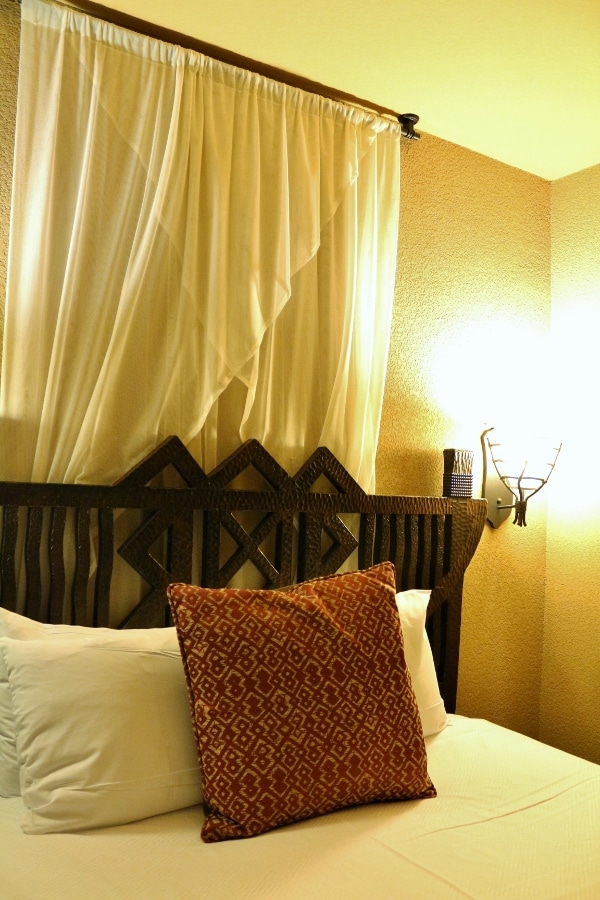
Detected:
left=1, top=0, right=401, bottom=489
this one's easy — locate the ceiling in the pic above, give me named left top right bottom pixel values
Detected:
left=100, top=0, right=600, bottom=181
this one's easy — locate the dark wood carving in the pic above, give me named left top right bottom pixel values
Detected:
left=0, top=437, right=486, bottom=712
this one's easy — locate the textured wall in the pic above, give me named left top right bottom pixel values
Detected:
left=541, top=165, right=600, bottom=764
left=377, top=133, right=551, bottom=738
left=0, top=0, right=20, bottom=345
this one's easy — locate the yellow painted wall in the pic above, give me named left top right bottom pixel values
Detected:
left=377, top=133, right=551, bottom=740
left=540, top=165, right=600, bottom=763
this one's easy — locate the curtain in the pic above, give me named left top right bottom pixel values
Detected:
left=1, top=0, right=401, bottom=490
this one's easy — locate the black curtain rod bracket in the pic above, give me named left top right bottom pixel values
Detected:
left=398, top=114, right=420, bottom=141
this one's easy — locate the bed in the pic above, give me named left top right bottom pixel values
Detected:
left=0, top=437, right=599, bottom=899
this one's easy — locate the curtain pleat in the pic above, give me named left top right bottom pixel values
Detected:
left=1, top=0, right=401, bottom=490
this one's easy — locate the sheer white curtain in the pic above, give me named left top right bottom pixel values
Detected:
left=1, top=0, right=401, bottom=490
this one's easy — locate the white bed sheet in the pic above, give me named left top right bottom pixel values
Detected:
left=1, top=715, right=599, bottom=900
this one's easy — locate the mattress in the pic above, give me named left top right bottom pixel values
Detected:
left=1, top=715, right=598, bottom=900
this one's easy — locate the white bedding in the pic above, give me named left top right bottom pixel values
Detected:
left=1, top=715, right=599, bottom=900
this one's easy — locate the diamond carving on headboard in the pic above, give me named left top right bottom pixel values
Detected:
left=118, top=437, right=210, bottom=624
left=203, top=440, right=295, bottom=588
left=293, top=447, right=364, bottom=580
left=116, top=435, right=209, bottom=488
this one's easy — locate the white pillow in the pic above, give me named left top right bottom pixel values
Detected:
left=3, top=633, right=202, bottom=834
left=396, top=590, right=448, bottom=737
left=0, top=642, right=21, bottom=796
left=0, top=608, right=179, bottom=798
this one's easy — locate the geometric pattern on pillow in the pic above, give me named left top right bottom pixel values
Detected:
left=168, top=562, right=436, bottom=842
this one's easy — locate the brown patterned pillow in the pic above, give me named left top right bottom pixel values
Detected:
left=167, top=562, right=435, bottom=842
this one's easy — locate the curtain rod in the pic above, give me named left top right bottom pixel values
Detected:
left=12, top=0, right=420, bottom=140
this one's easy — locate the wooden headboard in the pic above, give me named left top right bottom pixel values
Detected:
left=0, top=437, right=485, bottom=712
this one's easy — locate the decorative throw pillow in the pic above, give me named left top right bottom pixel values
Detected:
left=3, top=634, right=203, bottom=834
left=396, top=590, right=447, bottom=736
left=0, top=608, right=179, bottom=798
left=168, top=561, right=436, bottom=842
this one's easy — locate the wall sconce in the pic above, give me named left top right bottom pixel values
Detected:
left=481, top=427, right=562, bottom=527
